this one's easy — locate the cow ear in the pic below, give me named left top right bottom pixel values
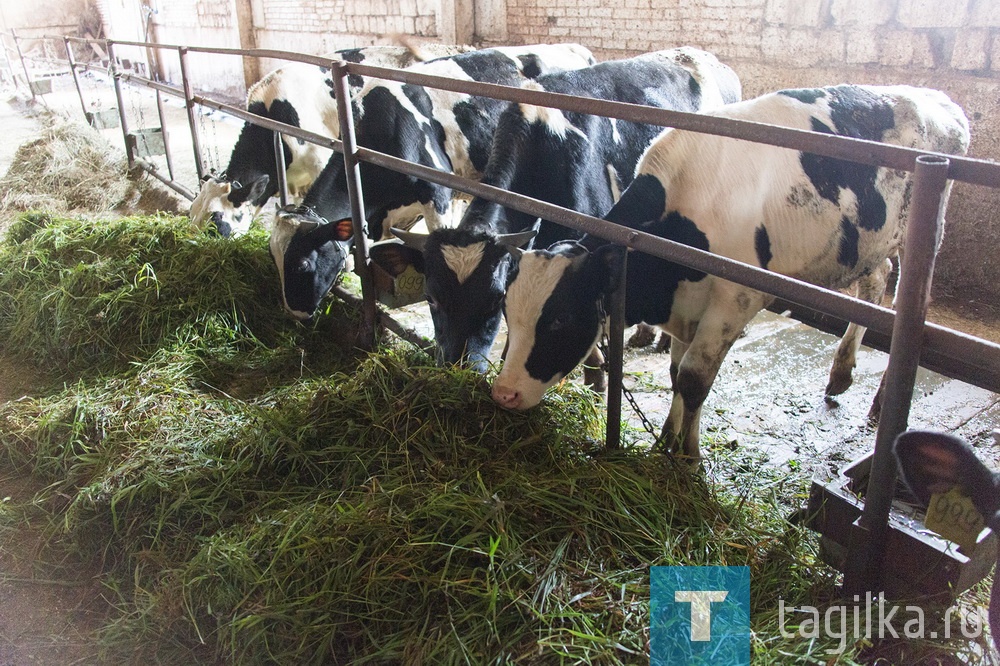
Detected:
left=496, top=228, right=537, bottom=250
left=246, top=175, right=271, bottom=205
left=390, top=227, right=428, bottom=251
left=588, top=244, right=627, bottom=297
left=894, top=430, right=1000, bottom=519
left=369, top=240, right=425, bottom=276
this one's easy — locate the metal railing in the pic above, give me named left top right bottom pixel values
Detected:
left=6, top=32, right=1000, bottom=599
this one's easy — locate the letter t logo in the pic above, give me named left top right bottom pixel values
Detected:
left=674, top=590, right=729, bottom=641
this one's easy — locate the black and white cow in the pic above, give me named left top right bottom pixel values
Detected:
left=493, top=85, right=970, bottom=461
left=270, top=43, right=596, bottom=321
left=894, top=430, right=1000, bottom=653
left=188, top=43, right=472, bottom=237
left=375, top=47, right=741, bottom=371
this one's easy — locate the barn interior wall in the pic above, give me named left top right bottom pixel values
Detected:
left=492, top=0, right=1000, bottom=307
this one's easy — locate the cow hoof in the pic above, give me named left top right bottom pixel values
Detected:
left=825, top=370, right=854, bottom=397
left=654, top=332, right=671, bottom=353
left=583, top=367, right=607, bottom=393
left=627, top=324, right=656, bottom=348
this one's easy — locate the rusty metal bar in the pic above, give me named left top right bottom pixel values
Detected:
left=154, top=89, right=176, bottom=181
left=120, top=71, right=182, bottom=96
left=11, top=30, right=34, bottom=100
left=63, top=37, right=89, bottom=120
left=332, top=284, right=435, bottom=354
left=57, top=37, right=1000, bottom=191
left=194, top=94, right=344, bottom=153
left=273, top=131, right=289, bottom=207
left=331, top=59, right=377, bottom=350
left=346, top=62, right=1000, bottom=189
left=133, top=158, right=196, bottom=200
left=605, top=250, right=628, bottom=450
left=177, top=47, right=205, bottom=181
left=353, top=146, right=1000, bottom=391
left=843, top=155, right=951, bottom=596
left=105, top=41, right=134, bottom=167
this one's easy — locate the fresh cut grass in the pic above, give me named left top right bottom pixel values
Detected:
left=0, top=211, right=989, bottom=664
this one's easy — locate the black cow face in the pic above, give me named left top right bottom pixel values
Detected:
left=376, top=227, right=537, bottom=372
left=270, top=207, right=354, bottom=320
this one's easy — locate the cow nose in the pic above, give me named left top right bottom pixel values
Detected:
left=491, top=384, right=522, bottom=410
left=211, top=213, right=232, bottom=238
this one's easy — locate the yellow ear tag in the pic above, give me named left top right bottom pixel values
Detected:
left=393, top=265, right=425, bottom=300
left=924, top=486, right=986, bottom=552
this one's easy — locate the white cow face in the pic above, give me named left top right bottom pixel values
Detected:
left=189, top=175, right=263, bottom=238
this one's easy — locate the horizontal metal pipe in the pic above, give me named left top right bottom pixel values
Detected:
left=770, top=300, right=1000, bottom=395
left=192, top=94, right=345, bottom=154
left=107, top=40, right=333, bottom=68
left=331, top=284, right=435, bottom=354
left=81, top=38, right=1000, bottom=188
left=348, top=61, right=999, bottom=189
left=119, top=71, right=183, bottom=96
left=356, top=146, right=1000, bottom=383
left=133, top=159, right=196, bottom=200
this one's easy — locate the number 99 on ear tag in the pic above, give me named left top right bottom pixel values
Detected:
left=394, top=265, right=425, bottom=300
left=924, top=486, right=986, bottom=552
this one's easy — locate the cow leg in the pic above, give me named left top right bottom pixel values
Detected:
left=826, top=258, right=893, bottom=397
left=582, top=346, right=606, bottom=393
left=661, top=288, right=767, bottom=462
left=660, top=336, right=690, bottom=455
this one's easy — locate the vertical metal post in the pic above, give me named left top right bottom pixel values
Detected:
left=154, top=89, right=175, bottom=180
left=11, top=30, right=34, bottom=101
left=178, top=46, right=205, bottom=181
left=331, top=59, right=377, bottom=350
left=273, top=131, right=289, bottom=207
left=64, top=37, right=89, bottom=120
left=0, top=34, right=17, bottom=91
left=843, top=155, right=952, bottom=597
left=106, top=41, right=134, bottom=167
left=605, top=250, right=628, bottom=449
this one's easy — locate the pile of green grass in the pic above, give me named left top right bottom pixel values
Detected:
left=0, top=211, right=354, bottom=381
left=3, top=211, right=984, bottom=664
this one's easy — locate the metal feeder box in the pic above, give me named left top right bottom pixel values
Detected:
left=86, top=109, right=120, bottom=129
left=129, top=128, right=166, bottom=158
left=28, top=79, right=51, bottom=95
left=805, top=452, right=996, bottom=604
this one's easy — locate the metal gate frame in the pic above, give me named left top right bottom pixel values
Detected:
left=9, top=32, right=1000, bottom=598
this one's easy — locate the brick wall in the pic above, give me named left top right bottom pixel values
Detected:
left=502, top=0, right=999, bottom=76
left=102, top=0, right=1000, bottom=303
left=496, top=0, right=1000, bottom=305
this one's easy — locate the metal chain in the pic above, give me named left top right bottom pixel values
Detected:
left=599, top=332, right=661, bottom=443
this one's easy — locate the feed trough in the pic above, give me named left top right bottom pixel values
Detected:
left=129, top=127, right=166, bottom=157
left=805, top=452, right=996, bottom=604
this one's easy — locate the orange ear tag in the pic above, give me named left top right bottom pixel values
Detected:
left=924, top=486, right=986, bottom=552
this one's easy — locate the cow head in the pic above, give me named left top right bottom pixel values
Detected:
left=189, top=173, right=270, bottom=238
left=894, top=430, right=1000, bottom=655
left=894, top=431, right=1000, bottom=533
left=370, top=226, right=537, bottom=372
left=269, top=205, right=354, bottom=321
left=492, top=242, right=624, bottom=410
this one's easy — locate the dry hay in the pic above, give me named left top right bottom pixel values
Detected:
left=0, top=114, right=182, bottom=228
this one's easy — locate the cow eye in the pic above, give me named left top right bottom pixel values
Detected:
left=549, top=314, right=570, bottom=331
left=296, top=258, right=312, bottom=273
